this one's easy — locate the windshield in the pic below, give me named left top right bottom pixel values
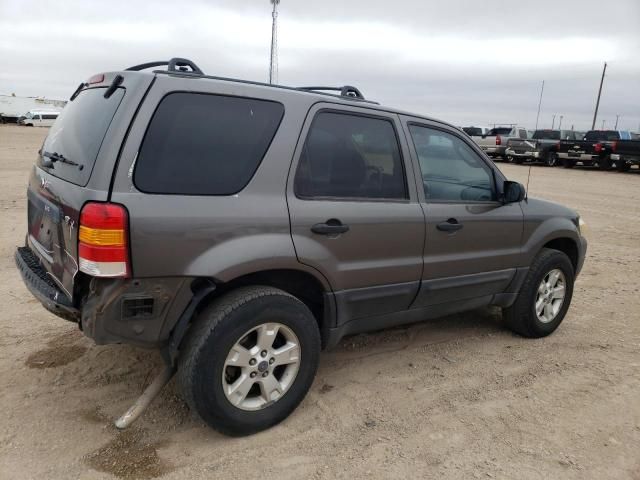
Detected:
left=24, top=112, right=33, bottom=119
left=38, top=87, right=125, bottom=186
left=488, top=127, right=512, bottom=135
left=584, top=130, right=620, bottom=141
left=532, top=130, right=560, bottom=140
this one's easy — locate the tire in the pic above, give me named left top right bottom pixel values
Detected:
left=616, top=160, right=630, bottom=172
left=505, top=155, right=515, bottom=163
left=545, top=152, right=558, bottom=167
left=502, top=248, right=574, bottom=338
left=178, top=286, right=321, bottom=436
left=562, top=158, right=575, bottom=168
left=598, top=156, right=612, bottom=170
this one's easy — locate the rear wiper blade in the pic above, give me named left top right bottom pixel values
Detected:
left=42, top=151, right=83, bottom=168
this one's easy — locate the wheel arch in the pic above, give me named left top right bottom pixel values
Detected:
left=541, top=237, right=579, bottom=272
left=194, top=268, right=336, bottom=348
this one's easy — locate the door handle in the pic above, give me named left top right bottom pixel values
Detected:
left=436, top=218, right=463, bottom=232
left=311, top=219, right=349, bottom=235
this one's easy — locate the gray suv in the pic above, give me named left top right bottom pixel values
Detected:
left=15, top=58, right=587, bottom=436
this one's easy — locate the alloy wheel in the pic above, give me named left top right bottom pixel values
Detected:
left=535, top=269, right=566, bottom=323
left=222, top=322, right=301, bottom=411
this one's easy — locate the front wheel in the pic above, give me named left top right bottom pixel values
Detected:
left=503, top=248, right=574, bottom=338
left=178, top=286, right=321, bottom=436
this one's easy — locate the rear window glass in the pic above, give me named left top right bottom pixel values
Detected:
left=462, top=127, right=482, bottom=136
left=585, top=130, right=620, bottom=141
left=532, top=130, right=560, bottom=140
left=39, top=87, right=125, bottom=186
left=134, top=93, right=284, bottom=195
left=488, top=127, right=512, bottom=135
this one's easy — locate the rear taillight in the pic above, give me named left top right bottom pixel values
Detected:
left=594, top=143, right=603, bottom=153
left=496, top=135, right=502, bottom=146
left=555, top=141, right=561, bottom=150
left=78, top=202, right=130, bottom=277
left=611, top=141, right=617, bottom=152
left=87, top=73, right=105, bottom=84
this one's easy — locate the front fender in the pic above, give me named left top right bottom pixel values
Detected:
left=520, top=215, right=581, bottom=266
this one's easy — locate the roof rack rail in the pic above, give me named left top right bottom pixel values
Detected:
left=298, top=85, right=365, bottom=100
left=125, top=58, right=204, bottom=75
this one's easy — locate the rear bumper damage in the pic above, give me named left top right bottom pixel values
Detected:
left=15, top=246, right=196, bottom=347
left=14, top=246, right=80, bottom=322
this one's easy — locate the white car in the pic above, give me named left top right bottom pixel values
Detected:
left=18, top=110, right=60, bottom=127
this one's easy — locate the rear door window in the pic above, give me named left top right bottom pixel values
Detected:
left=134, top=93, right=284, bottom=195
left=294, top=111, right=407, bottom=200
left=39, top=87, right=125, bottom=186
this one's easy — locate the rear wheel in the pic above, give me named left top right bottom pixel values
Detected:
left=505, top=154, right=516, bottom=163
left=562, top=158, right=575, bottom=168
left=616, top=160, right=630, bottom=172
left=598, top=156, right=612, bottom=170
left=503, top=248, right=574, bottom=338
left=545, top=152, right=559, bottom=167
left=178, top=286, right=321, bottom=436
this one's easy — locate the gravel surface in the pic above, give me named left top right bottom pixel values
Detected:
left=1, top=125, right=639, bottom=479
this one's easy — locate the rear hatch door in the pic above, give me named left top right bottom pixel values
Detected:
left=26, top=73, right=152, bottom=300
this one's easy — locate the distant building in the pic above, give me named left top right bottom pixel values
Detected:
left=0, top=94, right=67, bottom=123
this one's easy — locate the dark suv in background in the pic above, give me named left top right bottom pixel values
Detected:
left=15, top=58, right=587, bottom=436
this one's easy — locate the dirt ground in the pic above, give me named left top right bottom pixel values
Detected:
left=0, top=124, right=639, bottom=479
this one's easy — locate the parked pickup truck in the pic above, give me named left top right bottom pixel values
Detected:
left=472, top=126, right=529, bottom=161
left=611, top=139, right=640, bottom=172
left=505, top=129, right=581, bottom=167
left=558, top=130, right=633, bottom=169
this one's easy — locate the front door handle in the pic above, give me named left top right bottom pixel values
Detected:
left=436, top=218, right=463, bottom=232
left=311, top=219, right=349, bottom=235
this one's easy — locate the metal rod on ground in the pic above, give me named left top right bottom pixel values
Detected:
left=115, top=365, right=176, bottom=429
left=591, top=62, right=607, bottom=130
left=534, top=80, right=544, bottom=131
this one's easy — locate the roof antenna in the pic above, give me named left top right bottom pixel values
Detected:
left=525, top=164, right=532, bottom=201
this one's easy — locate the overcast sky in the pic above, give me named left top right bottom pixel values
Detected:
left=1, top=0, right=639, bottom=131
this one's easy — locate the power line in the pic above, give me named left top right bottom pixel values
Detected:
left=534, top=80, right=544, bottom=130
left=591, top=62, right=607, bottom=130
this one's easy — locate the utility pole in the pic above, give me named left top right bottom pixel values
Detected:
left=614, top=114, right=620, bottom=129
left=601, top=119, right=606, bottom=129
left=534, top=80, right=545, bottom=131
left=551, top=114, right=556, bottom=129
left=558, top=115, right=563, bottom=130
left=269, top=0, right=280, bottom=84
left=591, top=62, right=607, bottom=130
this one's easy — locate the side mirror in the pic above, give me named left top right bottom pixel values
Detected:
left=503, top=181, right=526, bottom=203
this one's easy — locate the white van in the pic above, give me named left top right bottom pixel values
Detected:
left=18, top=110, right=60, bottom=127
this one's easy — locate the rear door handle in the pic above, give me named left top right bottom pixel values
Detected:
left=311, top=219, right=349, bottom=235
left=436, top=218, right=463, bottom=232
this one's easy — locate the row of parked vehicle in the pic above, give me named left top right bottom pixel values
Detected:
left=462, top=125, right=640, bottom=172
